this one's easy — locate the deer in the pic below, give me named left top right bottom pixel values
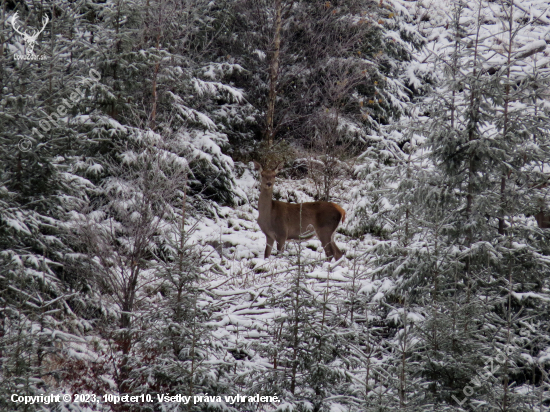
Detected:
left=254, top=161, right=345, bottom=261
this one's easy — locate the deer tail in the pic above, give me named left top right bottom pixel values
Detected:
left=333, top=203, right=346, bottom=223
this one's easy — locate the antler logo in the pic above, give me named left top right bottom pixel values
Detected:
left=11, top=11, right=49, bottom=58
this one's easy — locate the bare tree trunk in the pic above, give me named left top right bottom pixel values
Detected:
left=265, top=0, right=283, bottom=146
left=186, top=295, right=197, bottom=412
left=501, top=4, right=515, bottom=407
left=399, top=299, right=408, bottom=408
left=110, top=0, right=122, bottom=119
left=149, top=0, right=163, bottom=130
left=465, top=1, right=483, bottom=328
left=498, top=0, right=514, bottom=235
left=118, top=267, right=139, bottom=394
left=0, top=0, right=5, bottom=96
left=290, top=204, right=303, bottom=394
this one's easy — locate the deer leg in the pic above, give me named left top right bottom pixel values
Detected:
left=276, top=237, right=287, bottom=255
left=318, top=230, right=335, bottom=261
left=264, top=236, right=275, bottom=258
left=331, top=237, right=343, bottom=261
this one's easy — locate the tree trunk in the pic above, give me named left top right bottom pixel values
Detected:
left=265, top=0, right=283, bottom=146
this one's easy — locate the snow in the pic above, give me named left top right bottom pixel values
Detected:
left=539, top=348, right=550, bottom=363
left=202, top=62, right=246, bottom=79
left=5, top=1, right=550, bottom=409
left=5, top=217, right=32, bottom=235
left=253, top=49, right=266, bottom=60
left=516, top=39, right=547, bottom=56
left=512, top=292, right=550, bottom=302
left=192, top=78, right=244, bottom=103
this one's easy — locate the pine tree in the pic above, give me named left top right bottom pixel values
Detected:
left=349, top=0, right=550, bottom=409
left=216, top=0, right=425, bottom=160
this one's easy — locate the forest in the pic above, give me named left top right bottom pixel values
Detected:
left=1, top=0, right=550, bottom=410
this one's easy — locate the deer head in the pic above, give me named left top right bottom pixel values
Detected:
left=254, top=161, right=282, bottom=191
left=11, top=11, right=49, bottom=56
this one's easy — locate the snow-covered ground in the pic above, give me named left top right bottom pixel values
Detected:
left=182, top=164, right=396, bottom=366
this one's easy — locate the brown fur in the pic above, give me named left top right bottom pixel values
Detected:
left=254, top=161, right=345, bottom=261
left=333, top=203, right=346, bottom=223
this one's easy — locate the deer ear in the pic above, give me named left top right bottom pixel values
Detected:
left=274, top=161, right=283, bottom=173
left=253, top=161, right=262, bottom=172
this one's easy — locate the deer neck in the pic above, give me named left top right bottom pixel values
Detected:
left=258, top=186, right=274, bottom=223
